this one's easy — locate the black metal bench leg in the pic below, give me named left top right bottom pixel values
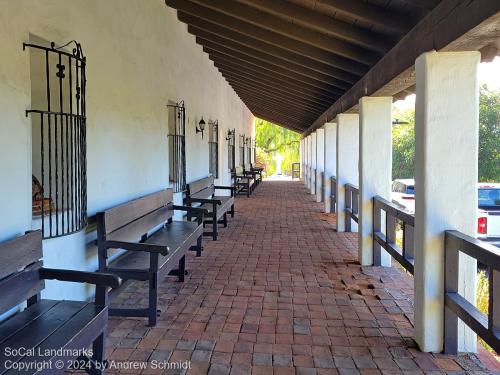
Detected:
left=178, top=255, right=186, bottom=282
left=230, top=204, right=235, bottom=217
left=148, top=273, right=158, bottom=326
left=196, top=235, right=203, bottom=257
left=247, top=183, right=250, bottom=197
left=223, top=212, right=228, bottom=228
left=212, top=214, right=218, bottom=241
left=90, top=332, right=105, bottom=375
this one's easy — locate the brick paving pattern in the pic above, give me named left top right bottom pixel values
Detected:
left=106, top=181, right=496, bottom=374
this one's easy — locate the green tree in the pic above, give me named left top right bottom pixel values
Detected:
left=478, top=86, right=500, bottom=182
left=391, top=86, right=500, bottom=182
left=255, top=118, right=300, bottom=176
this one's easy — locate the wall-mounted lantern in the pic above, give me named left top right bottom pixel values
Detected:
left=197, top=117, right=206, bottom=138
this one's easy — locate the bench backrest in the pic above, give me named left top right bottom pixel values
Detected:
left=187, top=176, right=215, bottom=199
left=0, top=231, right=44, bottom=315
left=244, top=164, right=252, bottom=172
left=97, top=189, right=174, bottom=243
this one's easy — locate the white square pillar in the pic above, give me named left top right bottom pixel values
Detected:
left=324, top=123, right=337, bottom=213
left=414, top=51, right=479, bottom=353
left=316, top=128, right=325, bottom=202
left=336, top=114, right=359, bottom=232
left=306, top=135, right=312, bottom=189
left=359, top=97, right=392, bottom=266
left=300, top=139, right=304, bottom=180
left=304, top=136, right=309, bottom=188
left=310, top=132, right=317, bottom=195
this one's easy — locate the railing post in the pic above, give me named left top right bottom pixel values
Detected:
left=403, top=224, right=414, bottom=262
left=331, top=178, right=336, bottom=213
left=345, top=186, right=351, bottom=232
left=489, top=269, right=500, bottom=338
left=444, top=233, right=459, bottom=354
left=373, top=199, right=382, bottom=266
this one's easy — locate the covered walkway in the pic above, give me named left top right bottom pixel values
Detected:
left=106, top=181, right=491, bottom=374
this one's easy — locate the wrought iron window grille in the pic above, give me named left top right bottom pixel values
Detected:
left=239, top=134, right=246, bottom=166
left=227, top=128, right=236, bottom=171
left=208, top=120, right=219, bottom=178
left=25, top=40, right=87, bottom=239
left=167, top=100, right=187, bottom=193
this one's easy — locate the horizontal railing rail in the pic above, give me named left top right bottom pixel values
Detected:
left=444, top=230, right=500, bottom=354
left=373, top=195, right=415, bottom=273
left=345, top=183, right=359, bottom=232
left=330, top=176, right=337, bottom=213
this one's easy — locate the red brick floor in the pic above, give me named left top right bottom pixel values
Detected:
left=106, top=181, right=495, bottom=374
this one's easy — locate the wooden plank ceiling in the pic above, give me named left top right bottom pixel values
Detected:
left=165, top=0, right=440, bottom=133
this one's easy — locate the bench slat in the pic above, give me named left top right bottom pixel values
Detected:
left=6, top=303, right=106, bottom=374
left=103, top=189, right=173, bottom=234
left=106, top=205, right=173, bottom=244
left=109, top=222, right=201, bottom=272
left=0, top=300, right=87, bottom=373
left=0, top=300, right=59, bottom=345
left=0, top=231, right=42, bottom=281
left=190, top=186, right=215, bottom=200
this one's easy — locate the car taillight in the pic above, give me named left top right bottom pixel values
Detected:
left=478, top=217, right=488, bottom=235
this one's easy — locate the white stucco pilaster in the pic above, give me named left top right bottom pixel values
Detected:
left=358, top=97, right=392, bottom=266
left=336, top=114, right=359, bottom=232
left=306, top=135, right=311, bottom=189
left=310, top=132, right=317, bottom=195
left=324, top=123, right=337, bottom=213
left=315, top=128, right=325, bottom=202
left=414, top=51, right=479, bottom=353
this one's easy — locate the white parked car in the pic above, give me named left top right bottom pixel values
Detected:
left=477, top=183, right=500, bottom=246
left=391, top=180, right=500, bottom=246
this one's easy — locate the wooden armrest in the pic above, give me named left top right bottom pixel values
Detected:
left=39, top=268, right=121, bottom=288
left=186, top=197, right=222, bottom=205
left=103, top=240, right=169, bottom=255
left=214, top=185, right=236, bottom=191
left=173, top=205, right=208, bottom=224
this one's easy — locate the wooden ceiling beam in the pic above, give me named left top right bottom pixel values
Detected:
left=175, top=10, right=368, bottom=76
left=226, top=80, right=325, bottom=116
left=250, top=110, right=306, bottom=132
left=252, top=113, right=303, bottom=133
left=246, top=104, right=309, bottom=128
left=306, top=0, right=500, bottom=135
left=188, top=25, right=358, bottom=83
left=220, top=71, right=330, bottom=112
left=204, top=46, right=348, bottom=94
left=197, top=36, right=353, bottom=87
left=186, top=0, right=381, bottom=63
left=238, top=95, right=317, bottom=122
left=235, top=0, right=393, bottom=52
left=212, top=59, right=339, bottom=103
left=315, top=0, right=413, bottom=35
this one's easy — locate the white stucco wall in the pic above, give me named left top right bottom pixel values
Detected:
left=0, top=0, right=253, bottom=300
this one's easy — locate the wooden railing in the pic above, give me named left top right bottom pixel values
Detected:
left=344, top=183, right=359, bottom=232
left=330, top=176, right=337, bottom=213
left=373, top=196, right=415, bottom=273
left=319, top=171, right=324, bottom=201
left=444, top=230, right=500, bottom=353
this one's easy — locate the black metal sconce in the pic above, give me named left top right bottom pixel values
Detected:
left=197, top=117, right=206, bottom=138
left=226, top=128, right=235, bottom=141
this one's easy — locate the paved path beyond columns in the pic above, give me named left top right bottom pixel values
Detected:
left=107, top=181, right=493, bottom=375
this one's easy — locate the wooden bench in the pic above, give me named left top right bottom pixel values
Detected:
left=96, top=189, right=206, bottom=326
left=0, top=230, right=120, bottom=374
left=186, top=176, right=235, bottom=241
left=244, top=164, right=262, bottom=186
left=232, top=166, right=255, bottom=197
